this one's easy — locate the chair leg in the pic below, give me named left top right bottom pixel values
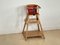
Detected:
left=37, top=23, right=40, bottom=31
left=25, top=23, right=28, bottom=40
left=39, top=21, right=45, bottom=39
left=39, top=21, right=43, bottom=32
left=41, top=34, right=45, bottom=39
left=22, top=23, right=26, bottom=33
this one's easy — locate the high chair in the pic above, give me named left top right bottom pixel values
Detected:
left=22, top=4, right=45, bottom=40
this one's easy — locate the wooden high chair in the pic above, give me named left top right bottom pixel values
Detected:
left=22, top=4, right=45, bottom=40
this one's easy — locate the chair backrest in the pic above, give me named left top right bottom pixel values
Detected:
left=26, top=4, right=40, bottom=15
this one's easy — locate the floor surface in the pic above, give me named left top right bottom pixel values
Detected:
left=0, top=30, right=60, bottom=45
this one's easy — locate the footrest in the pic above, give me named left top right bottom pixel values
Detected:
left=23, top=30, right=43, bottom=38
left=26, top=19, right=40, bottom=24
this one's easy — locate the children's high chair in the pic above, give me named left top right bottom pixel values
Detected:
left=22, top=4, right=45, bottom=40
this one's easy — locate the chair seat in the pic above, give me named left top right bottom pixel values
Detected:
left=27, top=13, right=39, bottom=15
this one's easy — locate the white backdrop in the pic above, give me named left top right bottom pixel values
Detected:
left=0, top=0, right=60, bottom=34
